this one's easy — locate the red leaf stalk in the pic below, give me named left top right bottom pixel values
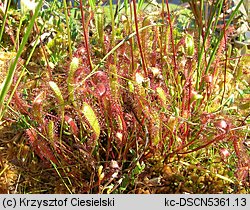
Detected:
left=220, top=9, right=228, bottom=105
left=132, top=0, right=148, bottom=77
left=79, top=1, right=93, bottom=72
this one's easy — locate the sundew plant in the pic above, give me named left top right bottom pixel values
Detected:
left=0, top=0, right=249, bottom=193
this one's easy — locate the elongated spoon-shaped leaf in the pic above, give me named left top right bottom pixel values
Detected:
left=185, top=34, right=194, bottom=57
left=156, top=87, right=167, bottom=105
left=49, top=81, right=65, bottom=142
left=49, top=81, right=64, bottom=109
left=82, top=102, right=100, bottom=141
left=67, top=57, right=79, bottom=106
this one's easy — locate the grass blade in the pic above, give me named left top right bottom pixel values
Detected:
left=0, top=0, right=43, bottom=120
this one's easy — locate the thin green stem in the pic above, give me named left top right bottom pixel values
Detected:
left=0, top=0, right=11, bottom=44
left=109, top=0, right=115, bottom=47
left=204, top=0, right=243, bottom=75
left=63, top=0, right=72, bottom=59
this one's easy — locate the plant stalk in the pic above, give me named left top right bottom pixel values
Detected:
left=79, top=0, right=93, bottom=72
left=132, top=0, right=148, bottom=77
